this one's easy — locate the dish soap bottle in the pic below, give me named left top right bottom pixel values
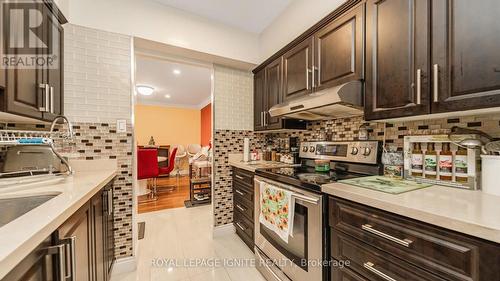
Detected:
left=424, top=143, right=437, bottom=179
left=411, top=143, right=423, bottom=177
left=439, top=143, right=453, bottom=181
left=455, top=146, right=468, bottom=183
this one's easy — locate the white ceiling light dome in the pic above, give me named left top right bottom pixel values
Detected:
left=136, top=85, right=155, bottom=96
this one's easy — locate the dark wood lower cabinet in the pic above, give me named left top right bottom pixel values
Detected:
left=232, top=168, right=255, bottom=252
left=56, top=200, right=93, bottom=281
left=2, top=179, right=115, bottom=281
left=2, top=236, right=55, bottom=281
left=329, top=197, right=500, bottom=281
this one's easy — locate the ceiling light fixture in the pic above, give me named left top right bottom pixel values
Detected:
left=165, top=94, right=171, bottom=99
left=136, top=85, right=154, bottom=96
left=173, top=69, right=181, bottom=75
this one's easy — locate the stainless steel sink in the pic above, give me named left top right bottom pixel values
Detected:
left=0, top=194, right=60, bottom=227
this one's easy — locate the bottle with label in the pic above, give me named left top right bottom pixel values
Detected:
left=411, top=143, right=423, bottom=177
left=439, top=143, right=453, bottom=181
left=455, top=146, right=468, bottom=183
left=424, top=143, right=437, bottom=179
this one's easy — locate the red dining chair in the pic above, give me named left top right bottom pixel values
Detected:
left=158, top=147, right=178, bottom=192
left=137, top=148, right=159, bottom=200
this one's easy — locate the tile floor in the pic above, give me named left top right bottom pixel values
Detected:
left=111, top=205, right=266, bottom=281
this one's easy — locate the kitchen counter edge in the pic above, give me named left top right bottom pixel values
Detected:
left=322, top=182, right=500, bottom=244
left=0, top=169, right=117, bottom=279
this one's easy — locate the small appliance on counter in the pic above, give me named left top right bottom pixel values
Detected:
left=481, top=155, right=500, bottom=196
left=253, top=141, right=382, bottom=281
left=403, top=135, right=482, bottom=190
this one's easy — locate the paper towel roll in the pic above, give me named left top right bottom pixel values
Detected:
left=243, top=138, right=250, bottom=162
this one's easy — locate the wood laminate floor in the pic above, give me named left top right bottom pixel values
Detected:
left=138, top=176, right=190, bottom=213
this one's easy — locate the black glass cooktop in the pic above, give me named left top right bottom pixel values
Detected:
left=255, top=166, right=370, bottom=193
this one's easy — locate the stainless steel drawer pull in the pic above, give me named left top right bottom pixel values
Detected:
left=108, top=189, right=113, bottom=215
left=38, top=84, right=50, bottom=112
left=363, top=262, right=397, bottom=281
left=416, top=69, right=422, bottom=105
left=236, top=222, right=246, bottom=231
left=433, top=64, right=439, bottom=102
left=50, top=86, right=54, bottom=114
left=235, top=175, right=244, bottom=180
left=236, top=204, right=246, bottom=212
left=45, top=244, right=66, bottom=281
left=362, top=224, right=413, bottom=247
left=59, top=236, right=76, bottom=281
left=235, top=189, right=245, bottom=196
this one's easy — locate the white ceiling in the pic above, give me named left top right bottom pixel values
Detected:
left=152, top=0, right=293, bottom=33
left=135, top=56, right=212, bottom=108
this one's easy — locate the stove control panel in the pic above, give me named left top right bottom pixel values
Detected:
left=299, top=141, right=380, bottom=165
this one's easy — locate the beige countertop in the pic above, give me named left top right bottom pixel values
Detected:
left=0, top=160, right=117, bottom=279
left=228, top=153, right=297, bottom=172
left=322, top=181, right=500, bottom=244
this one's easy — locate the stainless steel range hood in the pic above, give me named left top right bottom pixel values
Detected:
left=269, top=81, right=364, bottom=121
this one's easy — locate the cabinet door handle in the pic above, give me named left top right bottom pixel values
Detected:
left=235, top=189, right=245, bottom=196
left=361, top=224, right=413, bottom=247
left=306, top=68, right=312, bottom=90
left=260, top=112, right=264, bottom=127
left=363, top=262, right=397, bottom=281
left=235, top=175, right=244, bottom=180
left=313, top=66, right=318, bottom=88
left=416, top=69, right=422, bottom=105
left=61, top=236, right=76, bottom=281
left=38, top=84, right=50, bottom=112
left=236, top=222, right=246, bottom=231
left=108, top=189, right=113, bottom=215
left=236, top=204, right=246, bottom=212
left=45, top=244, right=66, bottom=281
left=50, top=86, right=54, bottom=114
left=433, top=64, right=439, bottom=102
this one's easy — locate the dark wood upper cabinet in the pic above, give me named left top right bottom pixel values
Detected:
left=315, top=3, right=364, bottom=91
left=431, top=0, right=500, bottom=113
left=364, top=0, right=431, bottom=121
left=264, top=57, right=283, bottom=130
left=1, top=0, right=66, bottom=122
left=42, top=2, right=64, bottom=120
left=254, top=70, right=266, bottom=131
left=4, top=2, right=45, bottom=120
left=282, top=37, right=313, bottom=101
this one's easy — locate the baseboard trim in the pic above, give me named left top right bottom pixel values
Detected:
left=111, top=256, right=137, bottom=275
left=213, top=223, right=235, bottom=237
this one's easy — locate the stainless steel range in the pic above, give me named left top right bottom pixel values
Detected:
left=254, top=141, right=382, bottom=281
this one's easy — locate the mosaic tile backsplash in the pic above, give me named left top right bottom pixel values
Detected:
left=278, top=113, right=500, bottom=147
left=213, top=130, right=264, bottom=226
left=1, top=122, right=133, bottom=258
left=213, top=113, right=500, bottom=227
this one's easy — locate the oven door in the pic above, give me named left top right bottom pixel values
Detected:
left=254, top=176, right=323, bottom=281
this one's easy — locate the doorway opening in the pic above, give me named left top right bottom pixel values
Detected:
left=134, top=54, right=213, bottom=213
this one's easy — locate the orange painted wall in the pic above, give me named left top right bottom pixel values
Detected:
left=135, top=104, right=201, bottom=147
left=200, top=103, right=212, bottom=146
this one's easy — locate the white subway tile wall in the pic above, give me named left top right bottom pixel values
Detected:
left=64, top=24, right=132, bottom=123
left=63, top=24, right=134, bottom=258
left=214, top=65, right=254, bottom=131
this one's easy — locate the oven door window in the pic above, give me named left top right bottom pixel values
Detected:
left=260, top=202, right=308, bottom=271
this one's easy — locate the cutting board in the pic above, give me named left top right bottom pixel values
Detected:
left=339, top=176, right=432, bottom=194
